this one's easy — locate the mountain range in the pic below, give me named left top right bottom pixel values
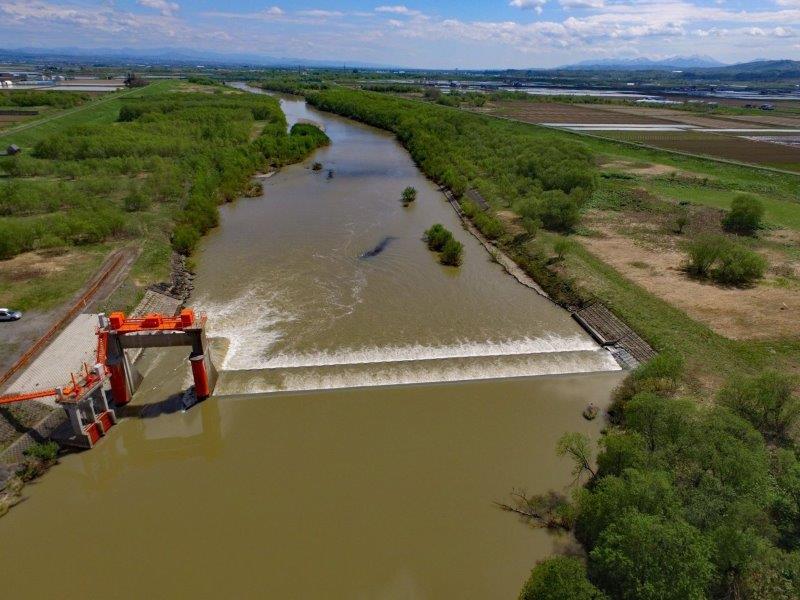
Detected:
left=562, top=55, right=727, bottom=70
left=0, top=46, right=393, bottom=69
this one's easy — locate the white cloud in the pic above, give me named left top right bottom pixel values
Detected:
left=560, top=0, right=604, bottom=8
left=375, top=5, right=423, bottom=17
left=297, top=9, right=344, bottom=18
left=510, top=0, right=547, bottom=13
left=137, top=0, right=179, bottom=17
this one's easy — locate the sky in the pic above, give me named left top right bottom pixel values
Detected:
left=1, top=1, right=799, bottom=69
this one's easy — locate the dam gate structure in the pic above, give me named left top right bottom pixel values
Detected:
left=103, top=309, right=217, bottom=406
left=0, top=308, right=215, bottom=450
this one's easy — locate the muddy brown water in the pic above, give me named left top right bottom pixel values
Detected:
left=0, top=89, right=623, bottom=599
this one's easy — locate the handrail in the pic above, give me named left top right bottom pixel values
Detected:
left=0, top=251, right=125, bottom=390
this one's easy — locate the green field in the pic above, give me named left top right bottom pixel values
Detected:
left=0, top=82, right=177, bottom=148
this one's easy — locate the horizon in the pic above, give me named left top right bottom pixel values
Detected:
left=0, top=1, right=798, bottom=70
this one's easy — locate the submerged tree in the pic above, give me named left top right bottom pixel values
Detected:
left=401, top=186, right=417, bottom=205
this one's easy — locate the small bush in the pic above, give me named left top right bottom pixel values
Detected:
left=553, top=237, right=575, bottom=261
left=440, top=237, right=464, bottom=266
left=522, top=216, right=541, bottom=237
left=424, top=223, right=452, bottom=251
left=172, top=223, right=201, bottom=255
left=722, top=194, right=764, bottom=236
left=685, top=235, right=766, bottom=286
left=23, top=441, right=59, bottom=462
left=520, top=556, right=605, bottom=600
left=123, top=188, right=150, bottom=212
left=686, top=235, right=725, bottom=277
left=401, top=186, right=417, bottom=205
left=713, top=243, right=767, bottom=285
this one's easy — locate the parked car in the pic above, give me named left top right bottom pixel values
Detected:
left=0, top=308, right=22, bottom=322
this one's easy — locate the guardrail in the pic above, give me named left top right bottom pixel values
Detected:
left=0, top=251, right=125, bottom=390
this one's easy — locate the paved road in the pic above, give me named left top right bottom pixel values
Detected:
left=3, top=314, right=100, bottom=407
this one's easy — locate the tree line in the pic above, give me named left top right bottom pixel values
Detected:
left=0, top=88, right=329, bottom=260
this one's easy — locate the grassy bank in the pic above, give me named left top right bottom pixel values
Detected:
left=0, top=82, right=329, bottom=311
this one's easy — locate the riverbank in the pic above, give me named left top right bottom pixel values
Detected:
left=297, top=85, right=800, bottom=387
left=0, top=89, right=624, bottom=599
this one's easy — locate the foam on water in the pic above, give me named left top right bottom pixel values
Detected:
left=247, top=334, right=606, bottom=370
left=194, top=287, right=295, bottom=371
left=214, top=348, right=621, bottom=396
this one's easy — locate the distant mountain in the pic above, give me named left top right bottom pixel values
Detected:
left=0, top=46, right=395, bottom=69
left=678, top=59, right=800, bottom=82
left=563, top=55, right=727, bottom=70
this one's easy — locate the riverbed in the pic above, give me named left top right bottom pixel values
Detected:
left=0, top=89, right=623, bottom=599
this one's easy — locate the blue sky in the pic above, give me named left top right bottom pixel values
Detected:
left=1, top=1, right=799, bottom=68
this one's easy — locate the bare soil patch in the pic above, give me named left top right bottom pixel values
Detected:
left=0, top=250, right=78, bottom=286
left=599, top=159, right=698, bottom=178
left=578, top=217, right=800, bottom=340
left=496, top=210, right=527, bottom=235
left=604, top=130, right=800, bottom=169
left=488, top=101, right=672, bottom=125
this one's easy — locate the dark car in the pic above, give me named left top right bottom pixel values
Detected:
left=0, top=308, right=22, bottom=322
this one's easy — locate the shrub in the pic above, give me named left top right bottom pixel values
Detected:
left=538, top=190, right=582, bottom=232
left=473, top=211, right=505, bottom=240
left=440, top=237, right=464, bottom=266
left=401, top=186, right=417, bottom=205
left=424, top=223, right=452, bottom=251
left=23, top=441, right=59, bottom=462
left=554, top=237, right=575, bottom=261
left=718, top=372, right=799, bottom=444
left=685, top=235, right=766, bottom=286
left=686, top=235, right=725, bottom=277
left=522, top=216, right=541, bottom=237
left=123, top=188, right=150, bottom=212
left=723, top=194, right=764, bottom=236
left=713, top=243, right=767, bottom=286
left=172, top=223, right=201, bottom=255
left=610, top=353, right=684, bottom=419
left=519, top=556, right=607, bottom=600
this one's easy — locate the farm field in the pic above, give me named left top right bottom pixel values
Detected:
left=600, top=130, right=800, bottom=171
left=479, top=98, right=800, bottom=171
left=487, top=100, right=674, bottom=124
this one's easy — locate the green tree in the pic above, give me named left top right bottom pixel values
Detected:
left=723, top=194, right=764, bottom=236
left=519, top=556, right=607, bottom=600
left=401, top=186, right=418, bottom=205
left=589, top=511, right=713, bottom=600
left=718, top=372, right=800, bottom=445
left=424, top=223, right=453, bottom=251
left=575, top=470, right=680, bottom=550
left=440, top=237, right=464, bottom=266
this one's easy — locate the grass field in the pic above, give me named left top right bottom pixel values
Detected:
left=0, top=82, right=177, bottom=148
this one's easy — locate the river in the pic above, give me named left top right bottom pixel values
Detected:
left=0, top=89, right=623, bottom=599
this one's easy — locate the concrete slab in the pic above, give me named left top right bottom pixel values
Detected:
left=5, top=313, right=99, bottom=407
